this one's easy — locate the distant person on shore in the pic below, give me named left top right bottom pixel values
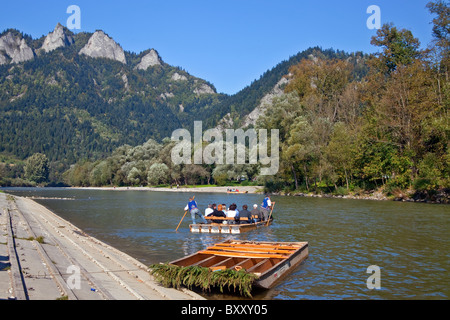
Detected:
left=238, top=205, right=253, bottom=224
left=251, top=204, right=263, bottom=222
left=184, top=196, right=206, bottom=225
left=207, top=204, right=226, bottom=224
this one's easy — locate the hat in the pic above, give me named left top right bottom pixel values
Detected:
left=253, top=204, right=258, bottom=208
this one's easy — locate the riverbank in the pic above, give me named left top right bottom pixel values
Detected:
left=64, top=185, right=449, bottom=203
left=5, top=184, right=447, bottom=204
left=0, top=192, right=204, bottom=300
left=280, top=188, right=450, bottom=204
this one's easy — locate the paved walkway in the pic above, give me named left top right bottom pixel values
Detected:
left=0, top=192, right=204, bottom=300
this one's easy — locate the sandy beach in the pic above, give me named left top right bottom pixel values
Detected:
left=0, top=192, right=204, bottom=300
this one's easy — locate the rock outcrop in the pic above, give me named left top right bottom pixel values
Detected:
left=0, top=52, right=8, bottom=65
left=241, top=77, right=290, bottom=128
left=194, top=83, right=215, bottom=95
left=79, top=31, right=126, bottom=64
left=171, top=72, right=188, bottom=81
left=135, top=49, right=161, bottom=70
left=215, top=113, right=234, bottom=131
left=40, top=23, right=74, bottom=53
left=0, top=32, right=35, bottom=65
left=214, top=76, right=290, bottom=131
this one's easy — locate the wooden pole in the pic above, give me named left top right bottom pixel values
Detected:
left=175, top=210, right=188, bottom=232
left=266, top=202, right=275, bottom=226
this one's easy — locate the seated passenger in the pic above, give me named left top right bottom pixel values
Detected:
left=208, top=204, right=226, bottom=224
left=204, top=204, right=214, bottom=216
left=251, top=204, right=263, bottom=222
left=237, top=205, right=253, bottom=224
left=226, top=203, right=239, bottom=224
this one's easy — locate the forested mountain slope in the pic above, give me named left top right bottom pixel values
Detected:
left=0, top=24, right=366, bottom=167
left=0, top=24, right=222, bottom=164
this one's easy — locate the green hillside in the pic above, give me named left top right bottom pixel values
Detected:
left=0, top=25, right=357, bottom=181
left=0, top=27, right=224, bottom=165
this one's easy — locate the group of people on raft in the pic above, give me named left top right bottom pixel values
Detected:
left=185, top=195, right=273, bottom=225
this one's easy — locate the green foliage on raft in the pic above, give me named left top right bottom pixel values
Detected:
left=149, top=263, right=259, bottom=298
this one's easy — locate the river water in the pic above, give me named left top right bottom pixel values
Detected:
left=3, top=188, right=449, bottom=300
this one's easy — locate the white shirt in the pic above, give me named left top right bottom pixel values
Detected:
left=226, top=210, right=237, bottom=218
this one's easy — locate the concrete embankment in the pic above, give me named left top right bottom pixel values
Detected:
left=0, top=192, right=204, bottom=300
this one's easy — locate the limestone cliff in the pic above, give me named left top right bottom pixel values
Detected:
left=79, top=31, right=126, bottom=64
left=0, top=32, right=35, bottom=65
left=40, top=23, right=74, bottom=53
left=193, top=82, right=215, bottom=95
left=241, top=77, right=290, bottom=128
left=135, top=49, right=161, bottom=70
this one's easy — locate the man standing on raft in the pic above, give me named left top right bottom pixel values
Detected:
left=261, top=194, right=272, bottom=221
left=185, top=196, right=207, bottom=225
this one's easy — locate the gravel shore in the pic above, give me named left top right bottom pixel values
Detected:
left=68, top=186, right=263, bottom=194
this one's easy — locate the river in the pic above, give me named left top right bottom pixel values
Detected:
left=2, top=188, right=449, bottom=300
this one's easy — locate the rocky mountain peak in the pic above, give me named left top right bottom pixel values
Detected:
left=0, top=31, right=35, bottom=65
left=135, top=49, right=161, bottom=70
left=79, top=30, right=126, bottom=64
left=40, top=23, right=74, bottom=53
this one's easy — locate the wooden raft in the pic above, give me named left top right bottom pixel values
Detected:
left=170, top=240, right=309, bottom=289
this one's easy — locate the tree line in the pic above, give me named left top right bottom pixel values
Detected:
left=61, top=138, right=261, bottom=188
left=257, top=2, right=449, bottom=197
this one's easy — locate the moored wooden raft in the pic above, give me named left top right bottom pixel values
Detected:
left=169, top=240, right=309, bottom=290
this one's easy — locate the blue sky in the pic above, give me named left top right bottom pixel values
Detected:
left=0, top=0, right=435, bottom=94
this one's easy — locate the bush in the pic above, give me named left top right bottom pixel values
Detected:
left=413, top=178, right=438, bottom=192
left=147, top=163, right=169, bottom=186
left=333, top=186, right=349, bottom=196
left=214, top=173, right=228, bottom=186
left=264, top=179, right=285, bottom=193
left=24, top=153, right=49, bottom=184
